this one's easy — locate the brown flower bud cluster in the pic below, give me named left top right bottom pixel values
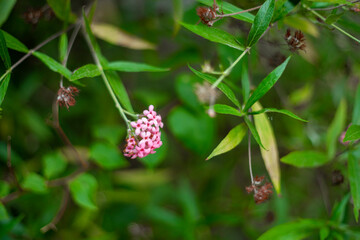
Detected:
left=285, top=29, right=306, bottom=52
left=246, top=176, right=273, bottom=204
left=57, top=86, right=79, bottom=109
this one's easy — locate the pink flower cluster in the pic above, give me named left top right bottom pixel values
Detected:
left=123, top=105, right=164, bottom=159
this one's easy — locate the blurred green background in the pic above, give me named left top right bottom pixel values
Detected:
left=0, top=0, right=360, bottom=239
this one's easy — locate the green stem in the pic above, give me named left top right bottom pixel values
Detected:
left=124, top=109, right=138, bottom=118
left=304, top=4, right=360, bottom=44
left=211, top=48, right=250, bottom=89
left=83, top=29, right=131, bottom=128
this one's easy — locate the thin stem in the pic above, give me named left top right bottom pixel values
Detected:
left=304, top=4, right=360, bottom=44
left=248, top=128, right=254, bottom=184
left=217, top=5, right=261, bottom=17
left=0, top=23, right=77, bottom=84
left=311, top=0, right=360, bottom=11
left=211, top=48, right=250, bottom=89
left=82, top=28, right=131, bottom=128
left=123, top=109, right=138, bottom=118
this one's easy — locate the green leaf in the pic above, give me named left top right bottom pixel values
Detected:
left=0, top=203, right=8, bottom=220
left=213, top=104, right=243, bottom=117
left=105, top=61, right=169, bottom=72
left=253, top=102, right=281, bottom=193
left=69, top=173, right=98, bottom=210
left=352, top=84, right=360, bottom=125
left=22, top=173, right=48, bottom=193
left=71, top=64, right=101, bottom=81
left=189, top=66, right=241, bottom=108
left=241, top=57, right=250, bottom=102
left=247, top=0, right=275, bottom=47
left=42, top=151, right=67, bottom=179
left=330, top=193, right=350, bottom=223
left=319, top=227, right=330, bottom=240
left=46, top=0, right=77, bottom=22
left=244, top=116, right=266, bottom=150
left=59, top=34, right=68, bottom=63
left=0, top=30, right=28, bottom=53
left=92, top=125, right=125, bottom=145
left=0, top=181, right=10, bottom=197
left=348, top=152, right=360, bottom=222
left=206, top=124, right=246, bottom=160
left=307, top=0, right=348, bottom=4
left=344, top=125, right=360, bottom=142
left=325, top=12, right=344, bottom=25
left=0, top=31, right=11, bottom=69
left=89, top=142, right=128, bottom=170
left=258, top=219, right=326, bottom=240
left=0, top=74, right=10, bottom=106
left=181, top=22, right=245, bottom=51
left=0, top=0, right=16, bottom=27
left=82, top=9, right=103, bottom=59
left=273, top=0, right=300, bottom=22
left=326, top=99, right=347, bottom=159
left=173, top=0, right=183, bottom=35
left=197, top=0, right=255, bottom=23
left=281, top=151, right=329, bottom=168
left=32, top=51, right=72, bottom=79
left=249, top=107, right=307, bottom=122
left=105, top=70, right=134, bottom=113
left=243, top=56, right=291, bottom=112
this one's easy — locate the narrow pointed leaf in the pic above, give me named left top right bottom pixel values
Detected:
left=213, top=104, right=243, bottom=117
left=46, top=0, right=77, bottom=22
left=69, top=173, right=98, bottom=210
left=281, top=151, right=329, bottom=168
left=1, top=30, right=28, bottom=53
left=330, top=193, right=350, bottom=223
left=32, top=51, right=72, bottom=79
left=247, top=0, right=275, bottom=47
left=0, top=0, right=16, bottom=27
left=249, top=108, right=307, bottom=122
left=344, top=125, right=360, bottom=142
left=326, top=99, right=347, bottom=158
left=253, top=102, right=281, bottom=193
left=244, top=116, right=265, bottom=149
left=181, top=22, right=245, bottom=51
left=197, top=0, right=255, bottom=23
left=243, top=56, right=291, bottom=112
left=189, top=66, right=241, bottom=108
left=0, top=31, right=11, bottom=69
left=0, top=73, right=10, bottom=106
left=273, top=0, right=301, bottom=22
left=241, top=57, right=250, bottom=102
left=59, top=34, right=68, bottom=63
left=206, top=124, right=246, bottom=160
left=348, top=152, right=360, bottom=222
left=71, top=64, right=101, bottom=81
left=105, top=61, right=169, bottom=72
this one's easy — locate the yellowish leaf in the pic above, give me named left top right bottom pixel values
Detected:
left=284, top=15, right=319, bottom=37
left=253, top=102, right=281, bottom=194
left=91, top=23, right=155, bottom=50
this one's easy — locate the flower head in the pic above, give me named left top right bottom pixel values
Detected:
left=123, top=105, right=163, bottom=159
left=285, top=29, right=306, bottom=53
left=57, top=86, right=79, bottom=109
left=246, top=176, right=273, bottom=204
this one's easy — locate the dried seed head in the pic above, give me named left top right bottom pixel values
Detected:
left=194, top=82, right=220, bottom=104
left=57, top=86, right=79, bottom=110
left=332, top=170, right=344, bottom=186
left=196, top=7, right=217, bottom=26
left=285, top=29, right=306, bottom=53
left=246, top=176, right=273, bottom=204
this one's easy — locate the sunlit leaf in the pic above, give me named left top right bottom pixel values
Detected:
left=249, top=107, right=307, bottom=122
left=43, top=151, right=67, bottom=179
left=330, top=192, right=350, bottom=223
left=213, top=104, right=243, bottom=117
left=241, top=57, right=250, bottom=102
left=189, top=66, right=241, bottom=108
left=247, top=0, right=275, bottom=47
left=284, top=15, right=319, bottom=37
left=0, top=30, right=28, bottom=53
left=105, top=61, right=169, bottom=72
left=206, top=123, right=246, bottom=160
left=22, top=173, right=48, bottom=193
left=59, top=34, right=68, bottom=63
left=344, top=125, right=360, bottom=142
left=289, top=83, right=313, bottom=106
left=89, top=142, right=128, bottom=170
left=348, top=152, right=360, bottom=222
left=0, top=0, right=16, bottom=27
left=91, top=23, right=155, bottom=50
left=258, top=219, right=326, bottom=240
left=244, top=116, right=265, bottom=149
left=181, top=22, right=245, bottom=51
left=173, top=0, right=183, bottom=36
left=0, top=74, right=10, bottom=106
left=69, top=173, right=98, bottom=210
left=197, top=0, right=255, bottom=23
left=253, top=102, right=281, bottom=193
left=326, top=99, right=347, bottom=158
left=32, top=51, right=72, bottom=79
left=243, top=56, right=291, bottom=112
left=71, top=64, right=101, bottom=81
left=0, top=203, right=8, bottom=220
left=273, top=0, right=301, bottom=22
left=281, top=150, right=329, bottom=168
left=46, top=0, right=76, bottom=22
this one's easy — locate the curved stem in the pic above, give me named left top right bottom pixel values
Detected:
left=311, top=0, right=360, bottom=11
left=217, top=5, right=261, bottom=17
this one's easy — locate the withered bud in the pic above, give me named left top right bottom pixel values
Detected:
left=332, top=170, right=344, bottom=186
left=246, top=176, right=273, bottom=204
left=194, top=82, right=220, bottom=104
left=285, top=29, right=306, bottom=53
left=196, top=7, right=217, bottom=27
left=57, top=86, right=79, bottom=110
